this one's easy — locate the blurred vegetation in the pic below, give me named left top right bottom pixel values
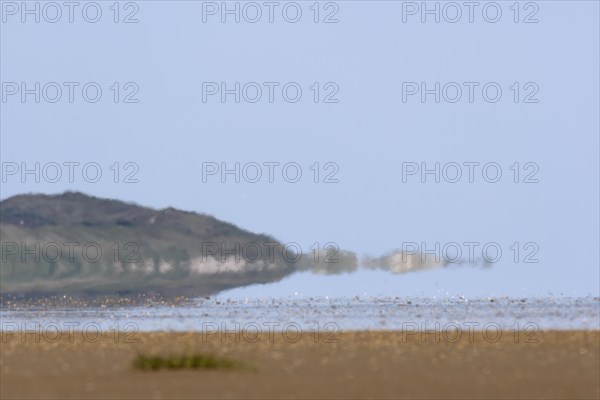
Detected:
left=132, top=353, right=241, bottom=371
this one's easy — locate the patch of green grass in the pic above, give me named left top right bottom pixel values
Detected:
left=132, top=354, right=240, bottom=371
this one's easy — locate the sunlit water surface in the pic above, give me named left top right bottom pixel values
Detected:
left=1, top=296, right=598, bottom=332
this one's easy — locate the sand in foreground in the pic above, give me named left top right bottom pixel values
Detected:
left=1, top=330, right=599, bottom=399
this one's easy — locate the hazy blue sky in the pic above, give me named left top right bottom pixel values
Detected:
left=1, top=1, right=599, bottom=297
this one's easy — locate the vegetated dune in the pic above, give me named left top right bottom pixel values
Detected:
left=0, top=192, right=302, bottom=298
left=1, top=192, right=454, bottom=298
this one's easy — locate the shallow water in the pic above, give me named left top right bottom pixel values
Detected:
left=1, top=296, right=598, bottom=332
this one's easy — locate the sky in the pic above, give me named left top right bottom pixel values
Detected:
left=1, top=0, right=599, bottom=298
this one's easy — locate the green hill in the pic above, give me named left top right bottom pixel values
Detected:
left=0, top=192, right=303, bottom=298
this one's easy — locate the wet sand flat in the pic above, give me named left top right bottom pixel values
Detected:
left=1, top=330, right=599, bottom=399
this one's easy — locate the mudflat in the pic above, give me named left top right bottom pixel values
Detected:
left=1, top=330, right=598, bottom=399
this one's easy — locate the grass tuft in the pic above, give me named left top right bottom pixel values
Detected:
left=133, top=354, right=240, bottom=371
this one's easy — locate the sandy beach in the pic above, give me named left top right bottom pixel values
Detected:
left=1, top=330, right=598, bottom=399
